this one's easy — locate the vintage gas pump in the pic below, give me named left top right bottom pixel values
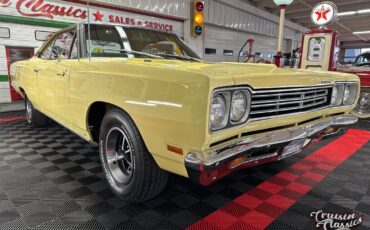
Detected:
left=299, top=2, right=339, bottom=71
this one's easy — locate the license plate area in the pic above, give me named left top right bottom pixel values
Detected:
left=280, top=139, right=305, bottom=159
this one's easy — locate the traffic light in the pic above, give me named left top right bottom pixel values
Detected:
left=192, top=0, right=204, bottom=37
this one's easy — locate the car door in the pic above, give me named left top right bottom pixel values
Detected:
left=36, top=29, right=77, bottom=125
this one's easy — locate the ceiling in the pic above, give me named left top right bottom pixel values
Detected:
left=241, top=0, right=370, bottom=42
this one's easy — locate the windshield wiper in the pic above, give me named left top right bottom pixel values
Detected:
left=101, top=49, right=163, bottom=59
left=119, top=49, right=163, bottom=59
left=159, top=54, right=201, bottom=62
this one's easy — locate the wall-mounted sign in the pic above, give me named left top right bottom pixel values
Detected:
left=0, top=0, right=184, bottom=36
left=311, top=2, right=337, bottom=27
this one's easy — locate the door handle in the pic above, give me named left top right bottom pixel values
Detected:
left=56, top=70, right=67, bottom=77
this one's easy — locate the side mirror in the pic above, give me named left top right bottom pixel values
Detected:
left=57, top=52, right=66, bottom=62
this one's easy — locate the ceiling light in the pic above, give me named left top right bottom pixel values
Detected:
left=338, top=8, right=370, bottom=17
left=358, top=9, right=370, bottom=14
left=353, top=31, right=370, bottom=35
left=337, top=11, right=356, bottom=16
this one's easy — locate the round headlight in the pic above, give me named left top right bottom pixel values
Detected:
left=354, top=90, right=370, bottom=114
left=231, top=91, right=247, bottom=122
left=359, top=92, right=370, bottom=108
left=210, top=95, right=227, bottom=130
left=343, top=84, right=357, bottom=105
left=331, top=84, right=344, bottom=106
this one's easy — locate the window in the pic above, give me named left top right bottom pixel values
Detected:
left=86, top=25, right=124, bottom=57
left=39, top=38, right=56, bottom=60
left=70, top=37, right=78, bottom=59
left=344, top=48, right=370, bottom=63
left=0, top=27, right=10, bottom=38
left=35, top=30, right=55, bottom=41
left=205, top=48, right=216, bottom=55
left=355, top=54, right=370, bottom=65
left=51, top=30, right=76, bottom=60
left=123, top=27, right=196, bottom=57
left=223, top=50, right=234, bottom=56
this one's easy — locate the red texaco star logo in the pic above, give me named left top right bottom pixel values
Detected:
left=93, top=10, right=104, bottom=21
left=315, top=5, right=331, bottom=21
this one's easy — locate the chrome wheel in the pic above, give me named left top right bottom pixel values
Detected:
left=105, top=127, right=134, bottom=185
left=26, top=99, right=32, bottom=123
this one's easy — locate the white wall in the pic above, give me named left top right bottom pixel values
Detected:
left=205, top=0, right=304, bottom=40
left=204, top=25, right=290, bottom=62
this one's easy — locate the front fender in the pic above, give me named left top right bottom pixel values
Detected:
left=70, top=60, right=212, bottom=177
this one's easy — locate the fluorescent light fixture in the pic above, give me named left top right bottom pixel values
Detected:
left=353, top=31, right=370, bottom=35
left=358, top=9, right=370, bottom=14
left=338, top=8, right=370, bottom=16
left=337, top=11, right=356, bottom=16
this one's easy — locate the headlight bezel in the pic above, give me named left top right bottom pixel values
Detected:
left=210, top=93, right=230, bottom=131
left=230, top=90, right=251, bottom=124
left=331, top=82, right=359, bottom=107
left=343, top=83, right=358, bottom=105
left=209, top=87, right=251, bottom=132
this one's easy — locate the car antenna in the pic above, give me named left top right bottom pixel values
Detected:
left=87, top=0, right=91, bottom=61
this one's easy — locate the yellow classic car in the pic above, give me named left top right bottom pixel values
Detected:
left=11, top=23, right=360, bottom=203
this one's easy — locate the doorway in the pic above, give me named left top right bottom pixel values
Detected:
left=5, top=47, right=34, bottom=102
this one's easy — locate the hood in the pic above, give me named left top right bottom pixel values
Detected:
left=129, top=59, right=352, bottom=89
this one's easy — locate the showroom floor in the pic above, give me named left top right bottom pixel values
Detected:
left=0, top=112, right=369, bottom=230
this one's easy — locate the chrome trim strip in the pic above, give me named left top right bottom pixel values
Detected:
left=249, top=85, right=333, bottom=94
left=187, top=115, right=358, bottom=167
left=251, top=96, right=327, bottom=108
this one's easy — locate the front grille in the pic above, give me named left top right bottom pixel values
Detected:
left=250, top=86, right=332, bottom=120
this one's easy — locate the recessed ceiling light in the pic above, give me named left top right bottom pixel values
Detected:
left=353, top=31, right=370, bottom=35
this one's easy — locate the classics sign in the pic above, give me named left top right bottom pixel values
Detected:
left=0, top=0, right=183, bottom=35
left=311, top=1, right=337, bottom=27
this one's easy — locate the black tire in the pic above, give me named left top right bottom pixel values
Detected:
left=25, top=97, right=49, bottom=127
left=99, top=109, right=168, bottom=203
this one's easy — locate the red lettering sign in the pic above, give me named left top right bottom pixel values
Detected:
left=2, top=0, right=175, bottom=33
left=0, top=0, right=10, bottom=7
left=14, top=0, right=87, bottom=19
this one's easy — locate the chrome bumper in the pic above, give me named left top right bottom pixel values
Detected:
left=185, top=115, right=358, bottom=185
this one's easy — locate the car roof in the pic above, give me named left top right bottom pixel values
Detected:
left=358, top=52, right=370, bottom=56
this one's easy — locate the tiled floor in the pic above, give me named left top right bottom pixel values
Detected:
left=0, top=115, right=369, bottom=229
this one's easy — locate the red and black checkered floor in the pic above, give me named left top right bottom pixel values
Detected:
left=0, top=112, right=369, bottom=229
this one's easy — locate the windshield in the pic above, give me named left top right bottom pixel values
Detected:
left=123, top=27, right=200, bottom=60
left=355, top=54, right=370, bottom=65
left=85, top=24, right=200, bottom=61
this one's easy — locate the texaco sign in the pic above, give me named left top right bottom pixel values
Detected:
left=311, top=1, right=338, bottom=27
